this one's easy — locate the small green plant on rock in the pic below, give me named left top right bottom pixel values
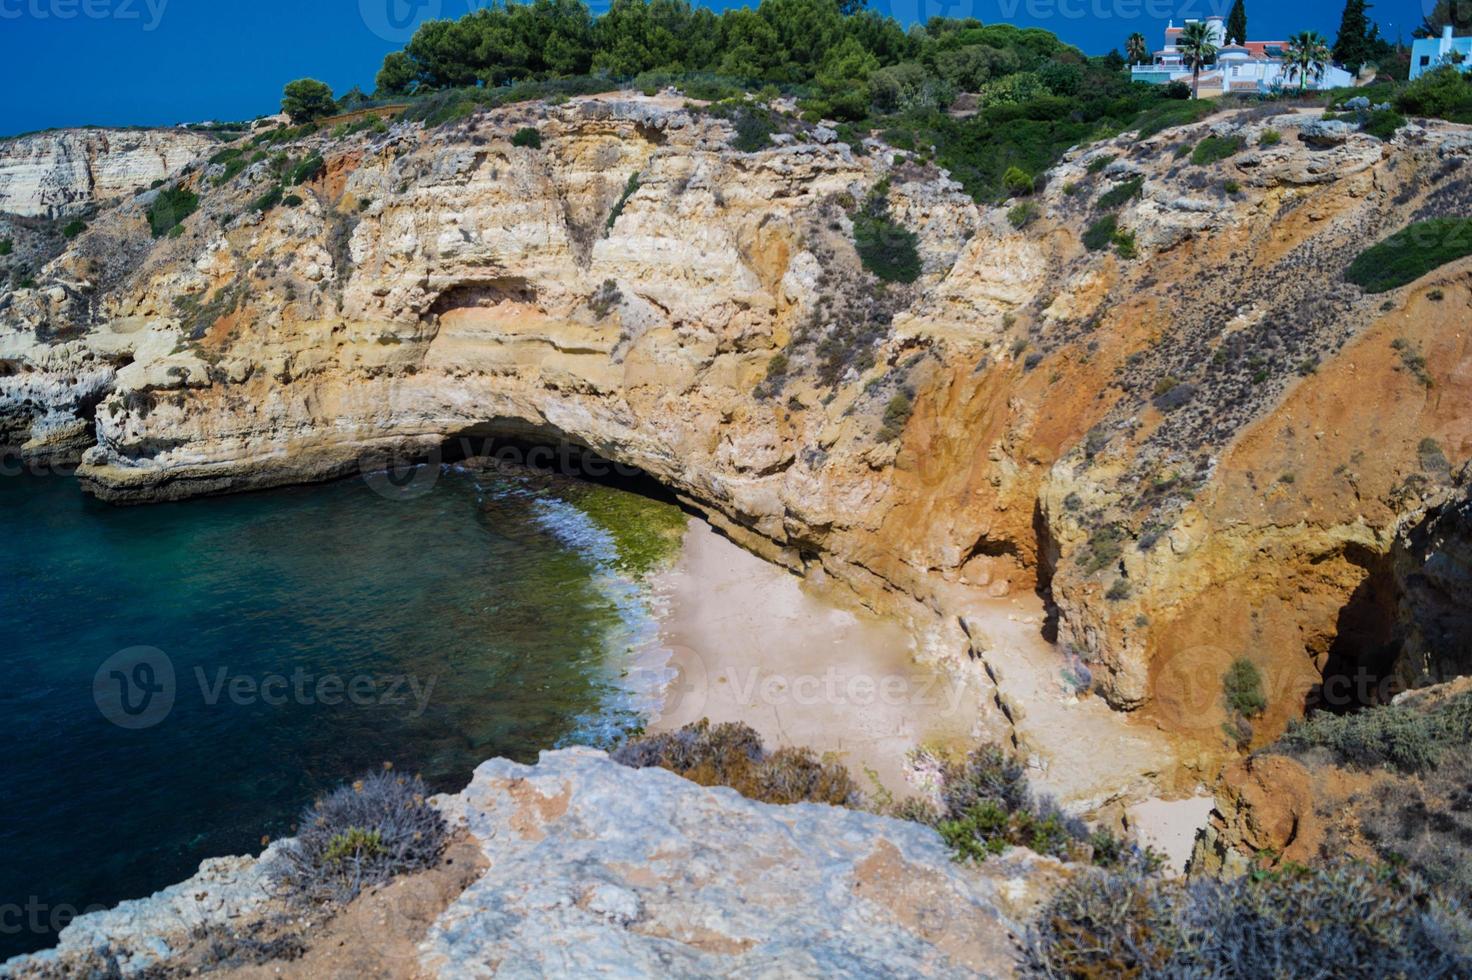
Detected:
left=1008, top=201, right=1038, bottom=229
left=0, top=238, right=12, bottom=256
left=61, top=218, right=87, bottom=239
left=272, top=767, right=446, bottom=905
left=511, top=126, right=542, bottom=149
left=853, top=183, right=921, bottom=284
left=1190, top=134, right=1244, bottom=166
left=878, top=392, right=913, bottom=442
left=148, top=186, right=199, bottom=236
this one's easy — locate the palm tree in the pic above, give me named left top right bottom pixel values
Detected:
left=1177, top=21, right=1219, bottom=99
left=1126, top=32, right=1149, bottom=66
left=1283, top=30, right=1332, bottom=95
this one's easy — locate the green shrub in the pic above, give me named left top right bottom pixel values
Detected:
left=1007, top=201, right=1038, bottom=229
left=0, top=238, right=11, bottom=256
left=283, top=194, right=304, bottom=208
left=147, top=186, right=199, bottom=237
left=731, top=109, right=774, bottom=152
left=612, top=719, right=859, bottom=806
left=1362, top=108, right=1407, bottom=141
left=878, top=392, right=913, bottom=442
left=1223, top=178, right=1241, bottom=194
left=280, top=78, right=337, bottom=123
left=910, top=744, right=1156, bottom=869
left=271, top=768, right=446, bottom=905
left=287, top=154, right=324, bottom=186
left=1096, top=176, right=1142, bottom=211
left=250, top=185, right=284, bottom=214
left=1003, top=165, right=1034, bottom=197
left=510, top=126, right=542, bottom=148
left=1025, top=860, right=1472, bottom=978
left=854, top=212, right=921, bottom=282
left=1345, top=218, right=1472, bottom=293
left=1223, top=657, right=1267, bottom=719
left=1106, top=579, right=1131, bottom=601
left=1190, top=134, right=1243, bottom=166
left=1113, top=227, right=1137, bottom=259
left=1276, top=690, right=1472, bottom=773
left=1082, top=214, right=1117, bottom=251
left=1395, top=66, right=1472, bottom=123
left=1259, top=128, right=1282, bottom=147
left=605, top=171, right=641, bottom=230
left=61, top=218, right=87, bottom=239
left=1086, top=154, right=1115, bottom=174
left=1079, top=524, right=1126, bottom=573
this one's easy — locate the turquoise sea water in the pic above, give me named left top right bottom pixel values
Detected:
left=0, top=466, right=679, bottom=959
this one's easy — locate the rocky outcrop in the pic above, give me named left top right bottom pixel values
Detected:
left=0, top=128, right=216, bottom=218
left=425, top=748, right=1058, bottom=977
left=2, top=94, right=1470, bottom=770
left=4, top=749, right=1068, bottom=978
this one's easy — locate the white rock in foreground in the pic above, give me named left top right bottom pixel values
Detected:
left=423, top=748, right=1046, bottom=978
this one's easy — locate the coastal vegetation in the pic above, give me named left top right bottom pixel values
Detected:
left=612, top=719, right=861, bottom=805
left=348, top=0, right=1235, bottom=203
left=147, top=186, right=199, bottom=237
left=272, top=766, right=448, bottom=904
left=1345, top=217, right=1472, bottom=293
left=1025, top=858, right=1472, bottom=977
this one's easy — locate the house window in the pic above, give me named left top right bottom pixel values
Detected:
left=1421, top=55, right=1431, bottom=66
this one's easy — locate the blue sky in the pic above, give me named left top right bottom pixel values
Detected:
left=0, top=0, right=1423, bottom=136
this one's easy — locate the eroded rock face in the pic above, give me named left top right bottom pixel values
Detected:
left=0, top=129, right=217, bottom=219
left=2, top=95, right=1470, bottom=761
left=1381, top=473, right=1472, bottom=688
left=425, top=748, right=1057, bottom=978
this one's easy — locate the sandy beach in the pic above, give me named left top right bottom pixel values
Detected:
left=642, top=518, right=989, bottom=795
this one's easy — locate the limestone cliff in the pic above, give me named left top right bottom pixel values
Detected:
left=0, top=128, right=216, bottom=218
left=2, top=93, right=1470, bottom=776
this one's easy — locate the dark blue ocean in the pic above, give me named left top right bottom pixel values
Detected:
left=0, top=466, right=678, bottom=959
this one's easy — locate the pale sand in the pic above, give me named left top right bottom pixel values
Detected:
left=644, top=517, right=1187, bottom=817
left=645, top=518, right=989, bottom=795
left=1127, top=795, right=1216, bottom=875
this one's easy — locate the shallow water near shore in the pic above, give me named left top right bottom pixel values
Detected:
left=0, top=467, right=682, bottom=960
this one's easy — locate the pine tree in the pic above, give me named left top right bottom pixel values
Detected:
left=1333, top=0, right=1374, bottom=70
left=1226, top=0, right=1248, bottom=45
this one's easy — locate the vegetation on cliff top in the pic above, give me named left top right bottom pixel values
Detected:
left=1025, top=858, right=1472, bottom=978
left=272, top=766, right=447, bottom=904
left=612, top=719, right=861, bottom=805
left=358, top=0, right=1219, bottom=203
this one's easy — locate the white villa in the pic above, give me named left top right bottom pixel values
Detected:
left=1132, top=16, right=1357, bottom=95
left=1410, top=26, right=1472, bottom=79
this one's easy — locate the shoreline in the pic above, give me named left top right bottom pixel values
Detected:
left=640, top=517, right=992, bottom=795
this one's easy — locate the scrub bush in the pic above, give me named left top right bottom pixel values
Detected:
left=612, top=719, right=860, bottom=806
left=272, top=768, right=447, bottom=904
